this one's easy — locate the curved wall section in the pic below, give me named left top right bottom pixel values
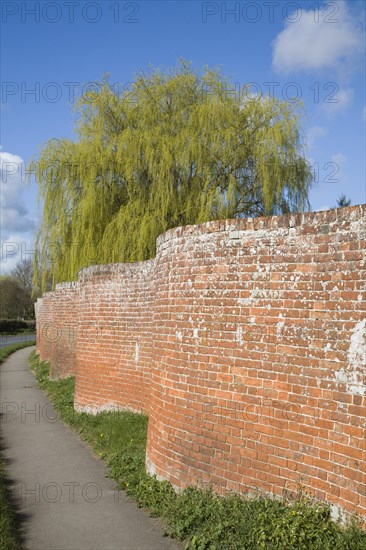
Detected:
left=146, top=206, right=366, bottom=521
left=35, top=297, right=44, bottom=357
left=50, top=282, right=79, bottom=378
left=74, top=260, right=155, bottom=414
left=35, top=291, right=57, bottom=363
left=35, top=284, right=79, bottom=378
left=35, top=204, right=366, bottom=522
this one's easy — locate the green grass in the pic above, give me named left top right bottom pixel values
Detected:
left=0, top=343, right=36, bottom=549
left=0, top=457, right=22, bottom=550
left=29, top=352, right=366, bottom=550
left=0, top=341, right=36, bottom=365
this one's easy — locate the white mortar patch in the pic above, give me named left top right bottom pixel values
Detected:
left=277, top=321, right=285, bottom=336
left=236, top=325, right=243, bottom=345
left=335, top=319, right=366, bottom=395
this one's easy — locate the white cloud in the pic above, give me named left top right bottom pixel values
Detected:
left=331, top=153, right=346, bottom=166
left=1, top=235, right=36, bottom=274
left=0, top=151, right=36, bottom=274
left=1, top=151, right=24, bottom=207
left=272, top=1, right=365, bottom=74
left=307, top=126, right=328, bottom=149
left=315, top=205, right=331, bottom=211
left=322, top=87, right=354, bottom=115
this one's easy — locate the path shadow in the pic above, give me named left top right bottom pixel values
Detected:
left=0, top=413, right=31, bottom=549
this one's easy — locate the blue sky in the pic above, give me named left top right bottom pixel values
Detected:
left=1, top=0, right=365, bottom=271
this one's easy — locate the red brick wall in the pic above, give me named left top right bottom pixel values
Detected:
left=73, top=261, right=155, bottom=414
left=35, top=296, right=44, bottom=357
left=35, top=291, right=57, bottom=363
left=35, top=283, right=79, bottom=378
left=50, top=282, right=79, bottom=378
left=146, top=205, right=366, bottom=522
left=35, top=204, right=366, bottom=522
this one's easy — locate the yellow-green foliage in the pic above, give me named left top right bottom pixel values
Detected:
left=32, top=61, right=312, bottom=288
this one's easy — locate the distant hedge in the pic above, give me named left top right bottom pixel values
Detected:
left=0, top=319, right=36, bottom=333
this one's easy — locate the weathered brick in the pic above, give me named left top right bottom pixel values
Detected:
left=35, top=204, right=366, bottom=524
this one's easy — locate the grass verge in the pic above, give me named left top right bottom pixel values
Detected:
left=0, top=341, right=36, bottom=365
left=29, top=352, right=366, bottom=550
left=0, top=342, right=35, bottom=549
left=0, top=457, right=22, bottom=550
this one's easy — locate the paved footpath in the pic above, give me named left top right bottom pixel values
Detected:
left=0, top=347, right=182, bottom=550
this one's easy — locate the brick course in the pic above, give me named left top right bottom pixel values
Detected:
left=36, top=283, right=79, bottom=378
left=35, top=204, right=366, bottom=522
left=74, top=261, right=154, bottom=413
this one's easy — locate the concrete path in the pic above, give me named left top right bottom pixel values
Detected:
left=0, top=347, right=181, bottom=550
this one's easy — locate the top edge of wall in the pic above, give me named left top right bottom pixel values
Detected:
left=156, top=204, right=366, bottom=247
left=39, top=204, right=365, bottom=294
left=78, top=257, right=156, bottom=279
left=55, top=281, right=79, bottom=291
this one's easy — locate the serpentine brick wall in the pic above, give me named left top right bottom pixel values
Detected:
left=35, top=204, right=366, bottom=522
left=74, top=261, right=155, bottom=414
left=35, top=290, right=55, bottom=364
left=36, top=283, right=79, bottom=378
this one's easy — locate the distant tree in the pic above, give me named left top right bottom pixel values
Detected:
left=32, top=61, right=313, bottom=288
left=11, top=258, right=34, bottom=293
left=11, top=257, right=52, bottom=298
left=0, top=258, right=47, bottom=319
left=334, top=194, right=351, bottom=208
left=0, top=276, right=34, bottom=319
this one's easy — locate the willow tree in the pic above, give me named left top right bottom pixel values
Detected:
left=32, top=61, right=312, bottom=288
